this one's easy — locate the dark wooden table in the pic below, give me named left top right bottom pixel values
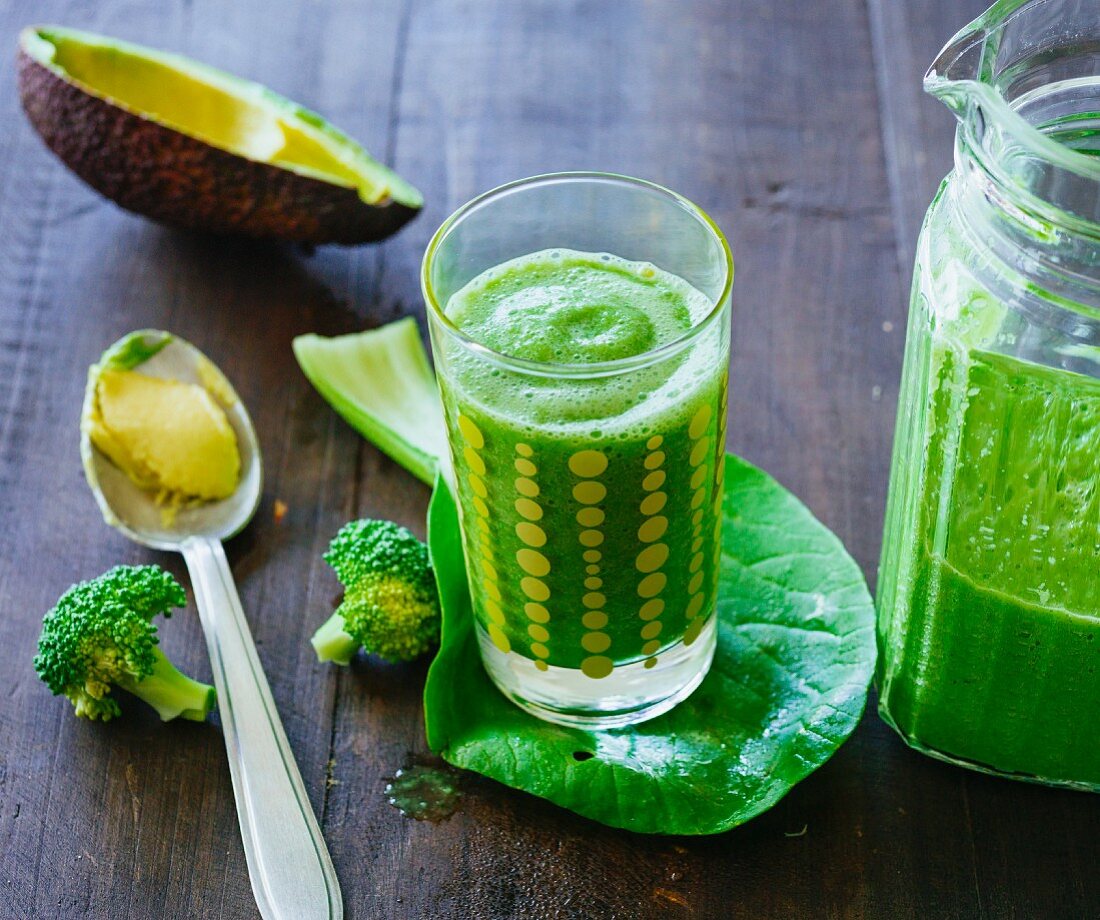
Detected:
left=2, top=1, right=1098, bottom=918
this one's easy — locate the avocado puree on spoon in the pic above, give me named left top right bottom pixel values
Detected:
left=86, top=366, right=241, bottom=511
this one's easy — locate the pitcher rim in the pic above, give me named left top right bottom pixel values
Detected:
left=925, top=0, right=1100, bottom=189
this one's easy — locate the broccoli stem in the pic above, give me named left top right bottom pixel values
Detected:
left=310, top=612, right=359, bottom=665
left=116, top=646, right=215, bottom=722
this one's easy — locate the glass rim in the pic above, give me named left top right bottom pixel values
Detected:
left=420, top=171, right=734, bottom=378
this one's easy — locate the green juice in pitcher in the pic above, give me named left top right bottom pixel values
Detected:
left=878, top=335, right=1100, bottom=785
left=436, top=248, right=727, bottom=719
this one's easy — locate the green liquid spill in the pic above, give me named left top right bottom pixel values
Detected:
left=384, top=765, right=463, bottom=822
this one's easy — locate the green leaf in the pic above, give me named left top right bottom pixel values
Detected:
left=300, top=316, right=875, bottom=834
left=292, top=318, right=447, bottom=485
left=426, top=459, right=874, bottom=835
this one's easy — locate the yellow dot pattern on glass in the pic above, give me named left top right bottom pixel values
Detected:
left=464, top=447, right=486, bottom=476
left=582, top=632, right=612, bottom=653
left=689, top=404, right=712, bottom=440
left=515, top=497, right=543, bottom=521
left=573, top=481, right=607, bottom=504
left=636, top=440, right=670, bottom=666
left=485, top=598, right=505, bottom=625
left=684, top=403, right=714, bottom=646
left=516, top=521, right=546, bottom=547
left=458, top=414, right=484, bottom=449
left=571, top=448, right=612, bottom=675
left=569, top=450, right=609, bottom=477
left=582, top=610, right=609, bottom=629
left=640, top=491, right=667, bottom=516
left=516, top=548, right=550, bottom=578
left=513, top=444, right=552, bottom=663
left=581, top=656, right=613, bottom=679
left=515, top=477, right=539, bottom=498
left=576, top=506, right=605, bottom=527
left=638, top=516, right=668, bottom=543
left=711, top=384, right=728, bottom=614
left=525, top=602, right=550, bottom=623
left=514, top=576, right=545, bottom=611
left=636, top=543, right=670, bottom=574
left=458, top=414, right=507, bottom=653
left=488, top=623, right=510, bottom=652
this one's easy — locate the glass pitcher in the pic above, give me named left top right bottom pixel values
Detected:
left=877, top=0, right=1100, bottom=790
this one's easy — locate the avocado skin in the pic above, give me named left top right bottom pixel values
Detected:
left=17, top=51, right=419, bottom=245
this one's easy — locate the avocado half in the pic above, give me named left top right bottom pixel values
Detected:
left=17, top=26, right=422, bottom=244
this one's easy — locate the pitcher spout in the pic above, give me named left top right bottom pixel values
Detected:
left=924, top=24, right=986, bottom=116
left=921, top=0, right=1100, bottom=228
left=922, top=0, right=1037, bottom=116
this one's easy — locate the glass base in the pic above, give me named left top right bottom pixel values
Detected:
left=477, top=616, right=717, bottom=729
left=879, top=703, right=1100, bottom=793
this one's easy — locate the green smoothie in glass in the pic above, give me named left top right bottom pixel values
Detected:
left=442, top=248, right=726, bottom=671
left=424, top=174, right=732, bottom=729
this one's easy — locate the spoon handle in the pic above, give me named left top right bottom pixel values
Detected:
left=182, top=536, right=343, bottom=920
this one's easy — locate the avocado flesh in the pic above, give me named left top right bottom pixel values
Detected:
left=29, top=27, right=419, bottom=209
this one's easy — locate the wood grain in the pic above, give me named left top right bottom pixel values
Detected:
left=0, top=0, right=1097, bottom=918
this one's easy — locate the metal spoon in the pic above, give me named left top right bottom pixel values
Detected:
left=81, top=329, right=343, bottom=920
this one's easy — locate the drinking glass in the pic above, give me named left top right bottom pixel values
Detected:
left=423, top=173, right=732, bottom=728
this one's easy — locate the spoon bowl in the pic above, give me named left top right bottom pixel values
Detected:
left=80, top=329, right=262, bottom=549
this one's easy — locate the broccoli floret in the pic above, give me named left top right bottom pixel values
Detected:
left=310, top=519, right=440, bottom=664
left=34, top=565, right=215, bottom=722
